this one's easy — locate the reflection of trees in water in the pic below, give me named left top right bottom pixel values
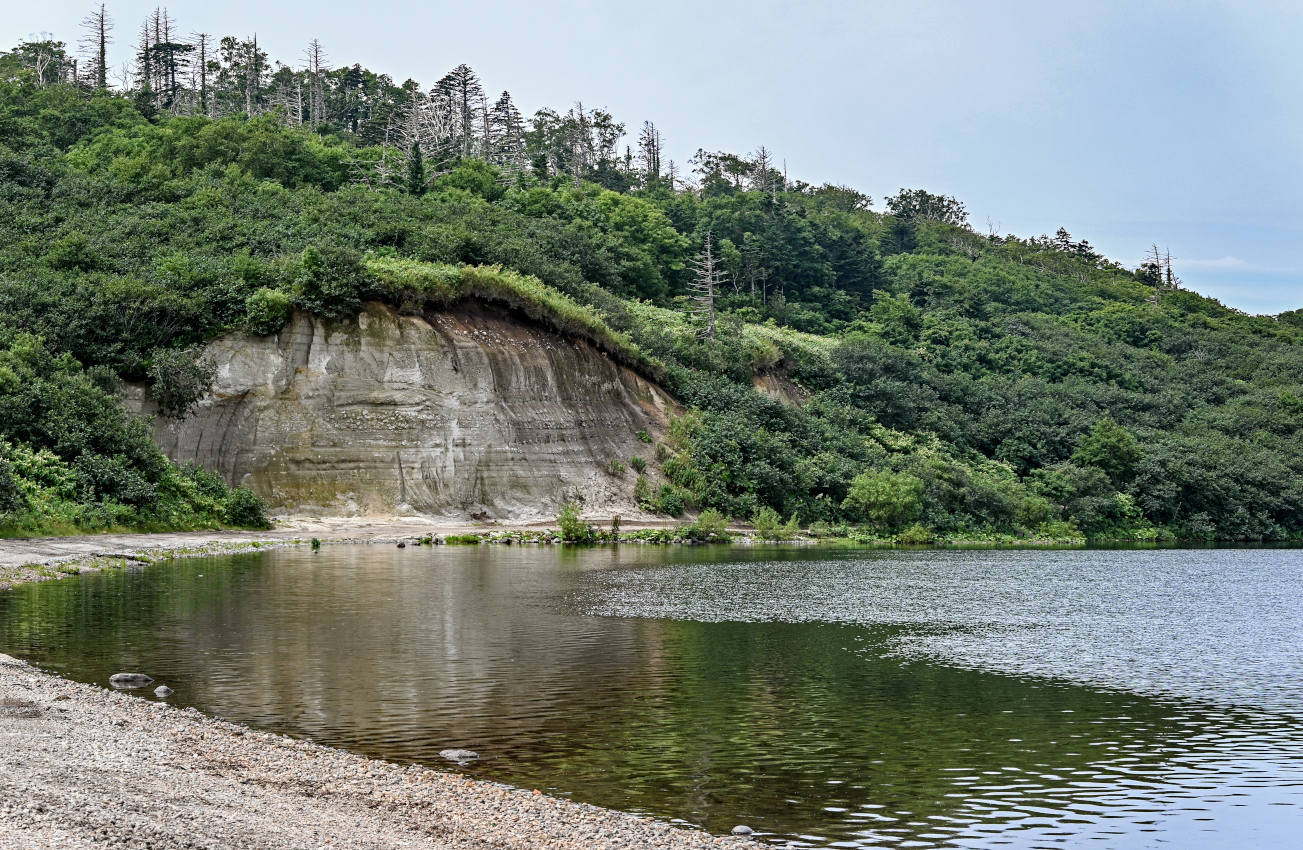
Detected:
left=3, top=547, right=1297, bottom=847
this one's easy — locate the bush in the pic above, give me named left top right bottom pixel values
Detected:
left=245, top=287, right=293, bottom=336
left=841, top=470, right=925, bottom=531
left=637, top=429, right=652, bottom=443
left=445, top=534, right=481, bottom=544
left=293, top=245, right=370, bottom=318
left=556, top=501, right=593, bottom=542
left=223, top=487, right=270, bottom=528
left=0, top=455, right=26, bottom=515
left=634, top=473, right=653, bottom=508
left=680, top=507, right=730, bottom=542
left=148, top=347, right=216, bottom=419
left=895, top=523, right=934, bottom=544
left=606, top=458, right=626, bottom=476
left=752, top=505, right=781, bottom=538
left=629, top=456, right=647, bottom=473
left=654, top=484, right=685, bottom=517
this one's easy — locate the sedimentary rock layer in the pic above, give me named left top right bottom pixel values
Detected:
left=145, top=303, right=672, bottom=519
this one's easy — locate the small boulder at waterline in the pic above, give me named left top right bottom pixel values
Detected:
left=154, top=685, right=174, bottom=698
left=439, top=748, right=479, bottom=763
left=732, top=825, right=755, bottom=836
left=109, top=673, right=154, bottom=689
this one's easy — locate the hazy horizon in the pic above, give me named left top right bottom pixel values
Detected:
left=12, top=0, right=1302, bottom=314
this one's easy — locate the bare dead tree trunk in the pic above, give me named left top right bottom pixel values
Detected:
left=688, top=231, right=727, bottom=340
left=80, top=3, right=113, bottom=90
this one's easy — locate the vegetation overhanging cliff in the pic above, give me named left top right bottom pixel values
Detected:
left=1, top=33, right=1302, bottom=541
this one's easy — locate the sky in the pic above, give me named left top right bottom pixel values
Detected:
left=12, top=0, right=1303, bottom=314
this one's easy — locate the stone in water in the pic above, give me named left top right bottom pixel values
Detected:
left=439, top=748, right=479, bottom=763
left=732, top=825, right=754, bottom=836
left=109, top=673, right=153, bottom=689
left=154, top=685, right=174, bottom=698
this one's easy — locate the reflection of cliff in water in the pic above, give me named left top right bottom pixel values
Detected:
left=3, top=545, right=1302, bottom=849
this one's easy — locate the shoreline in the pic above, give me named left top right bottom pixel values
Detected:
left=0, top=518, right=694, bottom=590
left=0, top=652, right=749, bottom=849
left=1, top=517, right=1241, bottom=592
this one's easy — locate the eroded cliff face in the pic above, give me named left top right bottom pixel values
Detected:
left=142, top=303, right=672, bottom=519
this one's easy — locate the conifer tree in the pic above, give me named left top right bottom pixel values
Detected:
left=79, top=3, right=112, bottom=90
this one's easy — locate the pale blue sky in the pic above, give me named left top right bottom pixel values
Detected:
left=14, top=0, right=1303, bottom=313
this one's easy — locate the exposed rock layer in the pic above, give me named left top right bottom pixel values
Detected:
left=144, top=303, right=672, bottom=519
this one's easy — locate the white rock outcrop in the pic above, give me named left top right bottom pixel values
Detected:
left=142, top=303, right=672, bottom=519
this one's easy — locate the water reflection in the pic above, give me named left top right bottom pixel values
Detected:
left=2, top=545, right=1302, bottom=847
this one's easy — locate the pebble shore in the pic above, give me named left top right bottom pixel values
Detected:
left=0, top=653, right=751, bottom=849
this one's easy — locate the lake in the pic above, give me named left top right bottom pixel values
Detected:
left=2, top=544, right=1302, bottom=848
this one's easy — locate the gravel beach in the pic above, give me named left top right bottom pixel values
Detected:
left=0, top=652, right=749, bottom=849
left=0, top=518, right=695, bottom=590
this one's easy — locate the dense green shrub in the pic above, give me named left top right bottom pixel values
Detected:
left=0, top=71, right=1300, bottom=542
left=223, top=487, right=270, bottom=528
left=148, top=347, right=215, bottom=418
left=556, top=501, right=593, bottom=542
left=842, top=470, right=926, bottom=531
left=679, top=508, right=731, bottom=542
left=245, top=287, right=293, bottom=335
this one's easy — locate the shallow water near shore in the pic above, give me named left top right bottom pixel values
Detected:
left=2, top=544, right=1302, bottom=848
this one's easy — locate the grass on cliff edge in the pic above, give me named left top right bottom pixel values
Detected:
left=366, top=257, right=665, bottom=381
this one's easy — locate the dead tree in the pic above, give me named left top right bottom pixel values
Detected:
left=79, top=3, right=113, bottom=90
left=751, top=145, right=777, bottom=198
left=687, top=231, right=728, bottom=340
left=638, top=120, right=663, bottom=184
left=1143, top=245, right=1181, bottom=306
left=192, top=32, right=211, bottom=115
left=304, top=39, right=327, bottom=125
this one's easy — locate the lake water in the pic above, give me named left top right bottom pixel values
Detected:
left=2, top=544, right=1302, bottom=847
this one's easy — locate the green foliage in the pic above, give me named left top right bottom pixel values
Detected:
left=884, top=188, right=968, bottom=226
left=1072, top=417, right=1142, bottom=485
left=223, top=487, right=269, bottom=528
left=842, top=470, right=926, bottom=530
left=751, top=505, right=801, bottom=540
left=634, top=473, right=653, bottom=509
left=556, top=501, right=594, bottom=543
left=629, top=456, right=647, bottom=473
left=0, top=334, right=266, bottom=535
left=655, top=485, right=685, bottom=517
left=245, top=287, right=293, bottom=335
left=0, top=453, right=25, bottom=515
left=293, top=245, right=370, bottom=318
left=606, top=458, right=626, bottom=476
left=751, top=505, right=781, bottom=538
left=148, top=347, right=215, bottom=418
left=895, top=523, right=935, bottom=544
left=444, top=534, right=481, bottom=545
left=679, top=508, right=731, bottom=542
left=0, top=69, right=1299, bottom=543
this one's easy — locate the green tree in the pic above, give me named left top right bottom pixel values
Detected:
left=841, top=470, right=925, bottom=530
left=1072, top=418, right=1142, bottom=486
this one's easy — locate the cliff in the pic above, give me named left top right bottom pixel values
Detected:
left=138, top=303, right=673, bottom=519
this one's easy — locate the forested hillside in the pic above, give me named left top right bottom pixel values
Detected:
left=2, top=24, right=1302, bottom=541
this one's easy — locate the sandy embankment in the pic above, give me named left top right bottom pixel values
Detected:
left=0, top=652, right=749, bottom=849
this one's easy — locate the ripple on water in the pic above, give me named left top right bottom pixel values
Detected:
left=2, top=545, right=1302, bottom=848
